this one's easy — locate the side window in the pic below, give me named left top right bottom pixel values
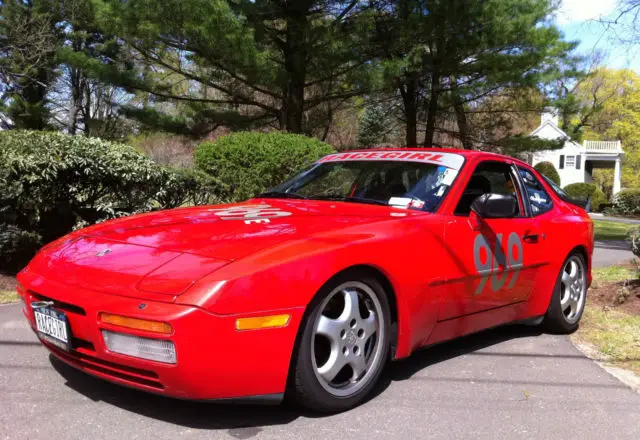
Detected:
left=518, top=167, right=553, bottom=216
left=454, top=161, right=522, bottom=216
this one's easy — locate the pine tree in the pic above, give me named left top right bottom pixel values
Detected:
left=357, top=104, right=394, bottom=147
left=0, top=0, right=60, bottom=130
left=62, top=0, right=377, bottom=136
left=371, top=0, right=578, bottom=150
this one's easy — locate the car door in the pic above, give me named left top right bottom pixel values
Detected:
left=438, top=159, right=548, bottom=321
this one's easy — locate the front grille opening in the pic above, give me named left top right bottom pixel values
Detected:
left=30, top=291, right=87, bottom=316
left=73, top=350, right=160, bottom=380
left=47, top=343, right=163, bottom=390
left=71, top=337, right=94, bottom=352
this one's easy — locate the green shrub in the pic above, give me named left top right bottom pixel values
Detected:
left=607, top=189, right=640, bottom=217
left=562, top=183, right=608, bottom=212
left=590, top=188, right=608, bottom=212
left=534, top=161, right=561, bottom=185
left=0, top=130, right=220, bottom=272
left=0, top=226, right=42, bottom=274
left=628, top=226, right=640, bottom=260
left=195, top=131, right=335, bottom=201
left=155, top=168, right=223, bottom=209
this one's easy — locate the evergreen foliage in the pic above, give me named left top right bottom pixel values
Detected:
left=195, top=132, right=334, bottom=201
left=0, top=130, right=219, bottom=272
left=562, top=183, right=607, bottom=212
left=357, top=104, right=395, bottom=147
left=534, top=161, right=561, bottom=185
left=608, top=189, right=640, bottom=217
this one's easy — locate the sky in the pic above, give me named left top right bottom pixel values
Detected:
left=555, top=0, right=640, bottom=72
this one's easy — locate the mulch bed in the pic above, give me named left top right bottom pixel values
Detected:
left=0, top=273, right=17, bottom=292
left=590, top=268, right=640, bottom=316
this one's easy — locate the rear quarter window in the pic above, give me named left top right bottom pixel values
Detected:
left=518, top=167, right=553, bottom=216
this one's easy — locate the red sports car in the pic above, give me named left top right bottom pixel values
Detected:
left=16, top=148, right=593, bottom=412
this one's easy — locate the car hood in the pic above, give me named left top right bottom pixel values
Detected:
left=30, top=199, right=423, bottom=298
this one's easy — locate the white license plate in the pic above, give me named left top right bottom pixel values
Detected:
left=34, top=307, right=70, bottom=351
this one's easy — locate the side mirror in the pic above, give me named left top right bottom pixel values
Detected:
left=471, top=193, right=518, bottom=219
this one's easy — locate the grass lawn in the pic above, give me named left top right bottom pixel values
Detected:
left=593, top=219, right=635, bottom=241
left=573, top=264, right=640, bottom=375
left=591, top=265, right=635, bottom=285
left=0, top=290, right=19, bottom=304
left=577, top=307, right=640, bottom=375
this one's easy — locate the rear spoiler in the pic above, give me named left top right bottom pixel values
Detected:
left=560, top=194, right=591, bottom=212
left=537, top=174, right=591, bottom=212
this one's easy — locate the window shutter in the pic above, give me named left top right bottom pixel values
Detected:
left=576, top=155, right=581, bottom=169
left=559, top=155, right=565, bottom=169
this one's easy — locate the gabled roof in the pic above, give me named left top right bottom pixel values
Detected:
left=530, top=119, right=569, bottom=140
left=530, top=120, right=584, bottom=150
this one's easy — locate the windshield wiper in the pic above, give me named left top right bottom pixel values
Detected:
left=311, top=195, right=390, bottom=206
left=256, top=190, right=308, bottom=200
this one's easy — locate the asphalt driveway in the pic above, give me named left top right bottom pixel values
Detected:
left=593, top=240, right=636, bottom=268
left=1, top=302, right=639, bottom=440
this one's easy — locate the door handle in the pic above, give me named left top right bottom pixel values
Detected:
left=522, top=233, right=539, bottom=243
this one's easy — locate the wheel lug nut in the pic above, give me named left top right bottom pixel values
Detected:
left=340, top=329, right=346, bottom=339
left=350, top=319, right=356, bottom=328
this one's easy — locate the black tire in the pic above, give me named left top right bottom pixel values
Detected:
left=290, top=271, right=392, bottom=413
left=543, top=252, right=588, bottom=334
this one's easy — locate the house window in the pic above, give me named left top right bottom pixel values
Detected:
left=565, top=155, right=576, bottom=167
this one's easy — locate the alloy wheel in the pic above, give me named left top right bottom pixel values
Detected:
left=559, top=255, right=587, bottom=324
left=311, top=281, right=386, bottom=397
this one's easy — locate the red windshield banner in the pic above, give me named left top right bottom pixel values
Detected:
left=316, top=150, right=464, bottom=170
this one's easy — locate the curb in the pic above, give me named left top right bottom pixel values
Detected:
left=572, top=339, right=640, bottom=393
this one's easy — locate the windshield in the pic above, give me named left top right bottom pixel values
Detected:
left=267, top=158, right=462, bottom=212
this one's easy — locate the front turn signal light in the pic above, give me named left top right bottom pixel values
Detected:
left=99, top=312, right=173, bottom=335
left=235, top=314, right=291, bottom=331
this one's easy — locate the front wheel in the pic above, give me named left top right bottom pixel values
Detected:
left=291, top=274, right=391, bottom=412
left=543, top=252, right=588, bottom=333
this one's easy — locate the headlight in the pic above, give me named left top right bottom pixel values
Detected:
left=102, top=330, right=177, bottom=364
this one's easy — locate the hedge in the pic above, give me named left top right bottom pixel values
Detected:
left=195, top=131, right=335, bottom=201
left=607, top=189, right=640, bottom=217
left=534, top=161, right=561, bottom=186
left=0, top=130, right=220, bottom=273
left=562, top=183, right=607, bottom=212
left=628, top=226, right=640, bottom=260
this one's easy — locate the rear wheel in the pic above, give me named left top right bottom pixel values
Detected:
left=291, top=274, right=391, bottom=412
left=543, top=252, right=588, bottom=333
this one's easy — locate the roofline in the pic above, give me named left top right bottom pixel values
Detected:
left=335, top=146, right=535, bottom=167
left=529, top=121, right=584, bottom=149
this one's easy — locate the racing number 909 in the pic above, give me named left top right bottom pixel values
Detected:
left=473, top=232, right=524, bottom=295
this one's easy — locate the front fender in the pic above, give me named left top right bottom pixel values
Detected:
left=176, top=215, right=448, bottom=359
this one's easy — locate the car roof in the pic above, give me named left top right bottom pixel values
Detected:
left=342, top=146, right=531, bottom=168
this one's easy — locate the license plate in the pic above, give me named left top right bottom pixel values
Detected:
left=34, top=307, right=70, bottom=351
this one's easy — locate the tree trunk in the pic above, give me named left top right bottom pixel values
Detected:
left=284, top=6, right=310, bottom=133
left=451, top=76, right=471, bottom=149
left=82, top=83, right=92, bottom=135
left=400, top=78, right=418, bottom=147
left=453, top=101, right=470, bottom=149
left=424, top=70, right=440, bottom=147
left=68, top=67, right=82, bottom=135
left=321, top=103, right=333, bottom=141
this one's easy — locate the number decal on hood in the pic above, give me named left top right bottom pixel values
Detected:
left=473, top=232, right=523, bottom=295
left=208, top=204, right=292, bottom=222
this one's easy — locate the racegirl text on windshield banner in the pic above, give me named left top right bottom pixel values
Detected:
left=316, top=150, right=465, bottom=170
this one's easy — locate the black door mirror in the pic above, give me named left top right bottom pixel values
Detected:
left=471, top=193, right=518, bottom=219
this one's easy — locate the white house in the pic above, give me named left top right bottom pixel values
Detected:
left=530, top=109, right=624, bottom=195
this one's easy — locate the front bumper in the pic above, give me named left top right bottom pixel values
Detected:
left=17, top=269, right=304, bottom=401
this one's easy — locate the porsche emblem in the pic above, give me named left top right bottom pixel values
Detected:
left=95, top=248, right=112, bottom=257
